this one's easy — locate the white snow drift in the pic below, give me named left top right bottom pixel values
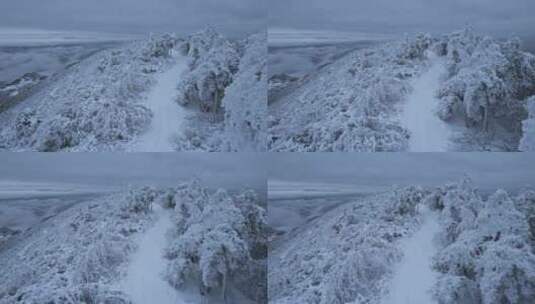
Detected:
left=131, top=57, right=188, bottom=152
left=401, top=52, right=451, bottom=151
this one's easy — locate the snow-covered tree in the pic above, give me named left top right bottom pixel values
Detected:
left=176, top=28, right=239, bottom=116
left=125, top=185, right=157, bottom=213
left=434, top=29, right=535, bottom=149
left=268, top=28, right=535, bottom=151
left=223, top=32, right=267, bottom=151
left=519, top=96, right=535, bottom=151
left=164, top=181, right=266, bottom=303
left=431, top=179, right=535, bottom=304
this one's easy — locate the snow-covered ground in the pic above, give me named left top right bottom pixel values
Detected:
left=270, top=29, right=535, bottom=151
left=120, top=204, right=199, bottom=303
left=382, top=205, right=440, bottom=304
left=401, top=52, right=451, bottom=151
left=268, top=193, right=366, bottom=236
left=130, top=56, right=189, bottom=152
left=0, top=180, right=266, bottom=304
left=269, top=179, right=535, bottom=304
left=0, top=28, right=266, bottom=152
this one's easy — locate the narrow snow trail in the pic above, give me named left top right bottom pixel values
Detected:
left=133, top=57, right=188, bottom=152
left=121, top=204, right=196, bottom=304
left=382, top=206, right=440, bottom=304
left=401, top=52, right=451, bottom=151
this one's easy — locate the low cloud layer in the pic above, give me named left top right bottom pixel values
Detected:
left=269, top=0, right=535, bottom=37
left=0, top=153, right=267, bottom=191
left=0, top=0, right=266, bottom=37
left=268, top=153, right=535, bottom=192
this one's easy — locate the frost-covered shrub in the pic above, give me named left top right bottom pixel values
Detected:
left=223, top=32, right=267, bottom=151
left=398, top=33, right=432, bottom=60
left=269, top=28, right=535, bottom=151
left=431, top=179, right=535, bottom=304
left=519, top=96, right=535, bottom=151
left=174, top=119, right=226, bottom=152
left=14, top=108, right=40, bottom=140
left=435, top=29, right=535, bottom=148
left=387, top=185, right=426, bottom=216
left=140, top=33, right=178, bottom=60
left=164, top=180, right=266, bottom=303
left=173, top=30, right=266, bottom=152
left=125, top=185, right=157, bottom=213
left=268, top=38, right=419, bottom=151
left=0, top=35, right=177, bottom=151
left=0, top=192, right=152, bottom=304
left=434, top=275, right=482, bottom=304
left=269, top=187, right=425, bottom=304
left=176, top=28, right=240, bottom=115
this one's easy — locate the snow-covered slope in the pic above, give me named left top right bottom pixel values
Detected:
left=0, top=28, right=267, bottom=152
left=269, top=29, right=535, bottom=151
left=0, top=190, right=154, bottom=303
left=269, top=187, right=426, bottom=304
left=0, top=180, right=267, bottom=304
left=0, top=34, right=179, bottom=151
left=269, top=179, right=535, bottom=304
left=268, top=35, right=429, bottom=151
left=223, top=32, right=267, bottom=151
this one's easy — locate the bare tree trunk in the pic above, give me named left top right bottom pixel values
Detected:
left=212, top=90, right=220, bottom=123
left=200, top=277, right=209, bottom=304
left=222, top=245, right=229, bottom=304
left=222, top=272, right=228, bottom=304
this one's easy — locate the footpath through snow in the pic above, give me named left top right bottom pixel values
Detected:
left=132, top=56, right=188, bottom=152
left=120, top=204, right=199, bottom=304
left=382, top=205, right=440, bottom=304
left=401, top=52, right=451, bottom=151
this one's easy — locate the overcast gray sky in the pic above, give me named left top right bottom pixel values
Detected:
left=268, top=153, right=535, bottom=193
left=0, top=0, right=266, bottom=37
left=0, top=153, right=266, bottom=191
left=269, top=0, right=535, bottom=37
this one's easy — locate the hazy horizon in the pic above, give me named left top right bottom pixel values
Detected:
left=268, top=153, right=535, bottom=194
left=269, top=0, right=535, bottom=40
left=0, top=0, right=266, bottom=38
left=0, top=153, right=267, bottom=195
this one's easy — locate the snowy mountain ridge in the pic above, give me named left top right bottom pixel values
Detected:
left=0, top=180, right=266, bottom=304
left=268, top=29, right=535, bottom=151
left=269, top=178, right=535, bottom=304
left=0, top=28, right=267, bottom=151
